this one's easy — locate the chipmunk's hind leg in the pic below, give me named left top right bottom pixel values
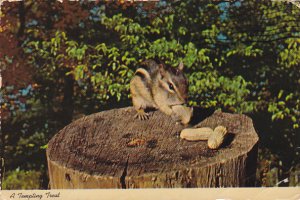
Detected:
left=131, top=96, right=150, bottom=120
left=130, top=76, right=153, bottom=120
left=130, top=91, right=148, bottom=120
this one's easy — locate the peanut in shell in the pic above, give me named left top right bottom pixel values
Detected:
left=207, top=126, right=227, bottom=149
left=180, top=127, right=214, bottom=141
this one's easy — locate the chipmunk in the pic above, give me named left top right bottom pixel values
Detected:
left=130, top=59, right=188, bottom=120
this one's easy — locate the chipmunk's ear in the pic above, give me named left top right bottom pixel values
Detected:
left=178, top=61, right=184, bottom=71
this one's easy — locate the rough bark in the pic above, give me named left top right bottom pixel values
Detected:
left=46, top=107, right=259, bottom=188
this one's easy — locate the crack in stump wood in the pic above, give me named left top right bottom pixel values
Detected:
left=120, top=157, right=129, bottom=189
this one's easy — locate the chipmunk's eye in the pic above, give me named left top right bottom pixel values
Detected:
left=168, top=83, right=174, bottom=90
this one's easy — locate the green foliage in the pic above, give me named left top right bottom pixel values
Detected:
left=223, top=1, right=300, bottom=129
left=3, top=170, right=41, bottom=189
left=26, top=10, right=255, bottom=113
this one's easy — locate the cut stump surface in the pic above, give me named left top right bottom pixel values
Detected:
left=47, top=107, right=259, bottom=188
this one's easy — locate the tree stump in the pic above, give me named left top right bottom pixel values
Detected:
left=46, top=107, right=259, bottom=188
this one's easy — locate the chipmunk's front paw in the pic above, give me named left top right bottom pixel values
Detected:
left=135, top=109, right=150, bottom=120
